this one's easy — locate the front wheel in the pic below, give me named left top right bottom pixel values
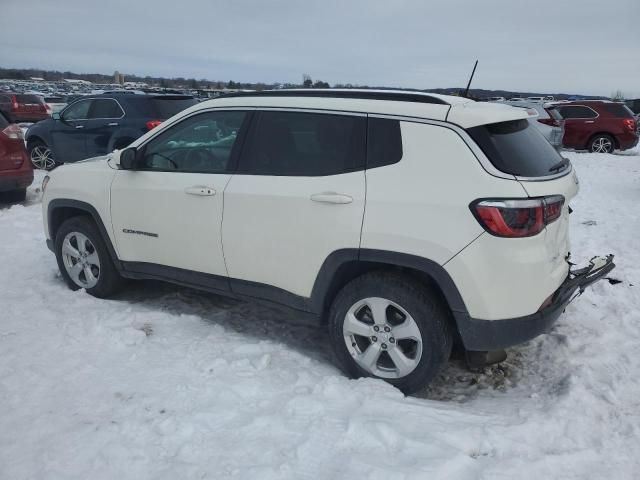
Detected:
left=589, top=134, right=615, bottom=153
left=54, top=216, right=124, bottom=298
left=29, top=141, right=56, bottom=170
left=328, top=271, right=453, bottom=395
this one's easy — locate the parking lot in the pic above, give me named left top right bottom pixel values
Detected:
left=1, top=146, right=639, bottom=479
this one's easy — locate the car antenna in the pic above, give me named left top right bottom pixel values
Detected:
left=461, top=60, right=478, bottom=98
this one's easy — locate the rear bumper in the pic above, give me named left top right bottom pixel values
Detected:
left=0, top=172, right=34, bottom=192
left=619, top=134, right=639, bottom=150
left=456, top=255, right=615, bottom=351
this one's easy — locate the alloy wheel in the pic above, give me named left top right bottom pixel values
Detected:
left=592, top=137, right=613, bottom=153
left=30, top=145, right=55, bottom=170
left=343, top=297, right=423, bottom=379
left=61, top=232, right=101, bottom=289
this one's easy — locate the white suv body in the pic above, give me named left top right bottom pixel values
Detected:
left=42, top=90, right=614, bottom=393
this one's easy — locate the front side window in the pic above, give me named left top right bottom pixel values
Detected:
left=62, top=99, right=92, bottom=121
left=139, top=110, right=246, bottom=173
left=240, top=111, right=366, bottom=176
left=89, top=99, right=124, bottom=119
left=557, top=105, right=598, bottom=119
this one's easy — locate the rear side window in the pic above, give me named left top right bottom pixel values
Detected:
left=604, top=103, right=634, bottom=118
left=147, top=97, right=197, bottom=119
left=89, top=99, right=124, bottom=119
left=467, top=119, right=564, bottom=177
left=556, top=105, right=597, bottom=119
left=16, top=94, right=44, bottom=104
left=241, top=111, right=366, bottom=176
left=367, top=118, right=403, bottom=169
left=0, top=112, right=8, bottom=129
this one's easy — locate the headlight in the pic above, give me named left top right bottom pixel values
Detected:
left=42, top=175, right=50, bottom=193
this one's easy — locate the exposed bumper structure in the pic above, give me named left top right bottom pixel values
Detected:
left=456, top=255, right=616, bottom=351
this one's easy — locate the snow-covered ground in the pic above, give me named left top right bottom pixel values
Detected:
left=1, top=149, right=639, bottom=479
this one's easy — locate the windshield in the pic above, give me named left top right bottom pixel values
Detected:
left=467, top=119, right=566, bottom=177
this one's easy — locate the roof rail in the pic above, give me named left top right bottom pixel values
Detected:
left=217, top=89, right=450, bottom=105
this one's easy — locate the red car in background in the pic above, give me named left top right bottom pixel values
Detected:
left=0, top=93, right=51, bottom=124
left=546, top=101, right=638, bottom=153
left=0, top=112, right=33, bottom=201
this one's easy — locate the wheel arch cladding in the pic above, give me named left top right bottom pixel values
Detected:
left=48, top=199, right=121, bottom=269
left=311, top=249, right=468, bottom=329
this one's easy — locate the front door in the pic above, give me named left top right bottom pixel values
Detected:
left=110, top=109, right=250, bottom=283
left=222, top=110, right=367, bottom=299
left=51, top=98, right=93, bottom=162
left=83, top=98, right=126, bottom=156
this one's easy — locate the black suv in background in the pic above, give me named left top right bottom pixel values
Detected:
left=25, top=93, right=197, bottom=169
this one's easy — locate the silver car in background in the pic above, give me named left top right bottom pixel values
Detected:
left=492, top=100, right=564, bottom=149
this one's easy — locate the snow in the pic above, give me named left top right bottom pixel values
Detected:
left=1, top=148, right=640, bottom=479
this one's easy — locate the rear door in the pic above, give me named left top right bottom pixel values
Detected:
left=51, top=98, right=93, bottom=162
left=554, top=105, right=598, bottom=149
left=83, top=98, right=126, bottom=156
left=222, top=109, right=366, bottom=300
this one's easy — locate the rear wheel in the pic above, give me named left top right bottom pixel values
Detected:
left=54, top=216, right=124, bottom=298
left=29, top=141, right=56, bottom=170
left=589, top=134, right=615, bottom=153
left=328, top=271, right=453, bottom=395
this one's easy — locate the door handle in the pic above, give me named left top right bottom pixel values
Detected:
left=584, top=120, right=595, bottom=123
left=185, top=186, right=216, bottom=196
left=75, top=125, right=84, bottom=129
left=107, top=122, right=119, bottom=127
left=310, top=192, right=353, bottom=204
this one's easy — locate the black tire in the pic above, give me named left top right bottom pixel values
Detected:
left=28, top=140, right=57, bottom=170
left=588, top=134, right=615, bottom=153
left=54, top=216, right=124, bottom=298
left=328, top=271, right=453, bottom=395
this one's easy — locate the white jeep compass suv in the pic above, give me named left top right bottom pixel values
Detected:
left=41, top=90, right=614, bottom=394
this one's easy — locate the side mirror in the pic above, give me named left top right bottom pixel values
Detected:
left=52, top=112, right=61, bottom=120
left=119, top=147, right=138, bottom=170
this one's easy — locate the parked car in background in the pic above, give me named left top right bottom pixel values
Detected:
left=625, top=98, right=640, bottom=115
left=527, top=96, right=544, bottom=102
left=0, top=93, right=51, bottom=123
left=494, top=100, right=564, bottom=148
left=486, top=96, right=505, bottom=101
left=0, top=112, right=33, bottom=200
left=547, top=101, right=638, bottom=153
left=44, top=96, right=67, bottom=114
left=25, top=93, right=197, bottom=169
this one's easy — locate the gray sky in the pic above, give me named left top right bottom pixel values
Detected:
left=2, top=0, right=639, bottom=97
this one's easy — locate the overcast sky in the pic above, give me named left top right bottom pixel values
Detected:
left=2, top=0, right=639, bottom=97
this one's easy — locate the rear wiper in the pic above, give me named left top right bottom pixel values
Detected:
left=548, top=157, right=570, bottom=173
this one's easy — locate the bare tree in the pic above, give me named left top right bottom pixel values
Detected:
left=611, top=90, right=625, bottom=101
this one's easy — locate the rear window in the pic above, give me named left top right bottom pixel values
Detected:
left=148, top=97, right=197, bottom=119
left=16, top=94, right=44, bottom=104
left=604, top=103, right=634, bottom=118
left=467, top=119, right=564, bottom=177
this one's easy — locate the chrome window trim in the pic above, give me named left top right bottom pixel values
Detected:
left=60, top=97, right=126, bottom=121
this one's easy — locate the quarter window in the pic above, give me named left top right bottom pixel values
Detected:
left=367, top=118, right=403, bottom=169
left=139, top=111, right=247, bottom=173
left=89, top=99, right=124, bottom=119
left=241, top=111, right=366, bottom=176
left=557, top=106, right=597, bottom=119
left=62, top=99, right=92, bottom=121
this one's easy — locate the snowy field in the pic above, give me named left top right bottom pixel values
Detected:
left=1, top=148, right=640, bottom=479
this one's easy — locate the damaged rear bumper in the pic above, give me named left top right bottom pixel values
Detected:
left=456, top=255, right=616, bottom=351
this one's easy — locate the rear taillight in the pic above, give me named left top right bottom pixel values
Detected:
left=10, top=99, right=19, bottom=112
left=471, top=196, right=565, bottom=238
left=45, top=103, right=52, bottom=114
left=538, top=118, right=560, bottom=127
left=2, top=124, right=25, bottom=140
left=622, top=118, right=636, bottom=133
left=146, top=120, right=162, bottom=130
